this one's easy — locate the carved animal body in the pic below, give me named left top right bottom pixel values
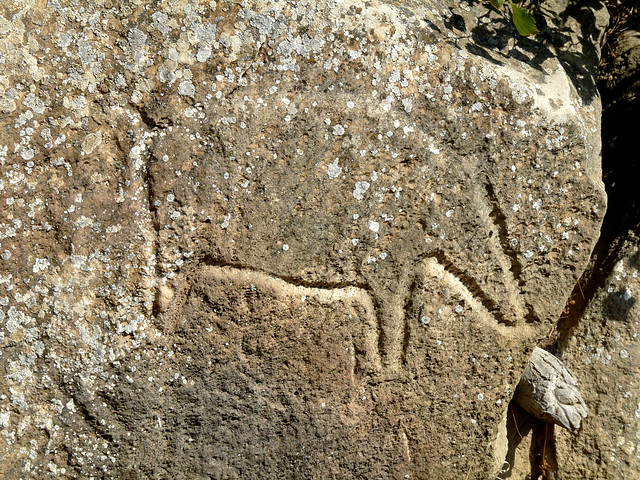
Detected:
left=515, top=347, right=589, bottom=432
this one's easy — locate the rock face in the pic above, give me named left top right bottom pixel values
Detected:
left=0, top=1, right=607, bottom=479
left=555, top=239, right=640, bottom=479
left=553, top=8, right=640, bottom=479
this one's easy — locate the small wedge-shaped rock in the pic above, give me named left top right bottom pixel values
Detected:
left=515, top=347, right=589, bottom=432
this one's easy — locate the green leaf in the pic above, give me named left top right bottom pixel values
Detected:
left=511, top=4, right=540, bottom=36
left=489, top=0, right=505, bottom=10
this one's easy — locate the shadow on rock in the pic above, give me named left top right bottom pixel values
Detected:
left=465, top=0, right=608, bottom=105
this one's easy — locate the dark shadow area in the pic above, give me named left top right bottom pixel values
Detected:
left=465, top=7, right=512, bottom=67
left=423, top=18, right=442, bottom=34
left=529, top=420, right=557, bottom=480
left=539, top=0, right=608, bottom=103
left=466, top=42, right=507, bottom=66
left=444, top=11, right=467, bottom=33
left=556, top=2, right=640, bottom=350
left=465, top=0, right=607, bottom=105
left=602, top=289, right=637, bottom=322
left=629, top=248, right=640, bottom=270
left=496, top=400, right=557, bottom=479
left=599, top=82, right=640, bottom=235
left=499, top=402, right=557, bottom=479
left=498, top=402, right=534, bottom=479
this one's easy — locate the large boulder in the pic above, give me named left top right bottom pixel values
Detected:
left=0, top=0, right=606, bottom=478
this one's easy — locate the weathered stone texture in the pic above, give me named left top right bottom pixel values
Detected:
left=552, top=13, right=640, bottom=479
left=0, top=0, right=606, bottom=478
left=515, top=347, right=589, bottom=432
left=555, top=238, right=640, bottom=479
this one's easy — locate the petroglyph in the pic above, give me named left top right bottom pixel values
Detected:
left=160, top=255, right=531, bottom=382
left=0, top=1, right=607, bottom=477
left=162, top=263, right=383, bottom=377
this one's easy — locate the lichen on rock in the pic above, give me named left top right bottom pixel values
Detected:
left=0, top=0, right=609, bottom=478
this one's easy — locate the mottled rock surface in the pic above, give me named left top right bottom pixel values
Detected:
left=0, top=0, right=607, bottom=479
left=553, top=6, right=640, bottom=478
left=555, top=239, right=640, bottom=479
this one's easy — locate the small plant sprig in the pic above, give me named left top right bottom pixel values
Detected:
left=489, top=0, right=540, bottom=36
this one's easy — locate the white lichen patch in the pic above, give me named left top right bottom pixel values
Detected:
left=327, top=159, right=342, bottom=179
left=353, top=181, right=370, bottom=201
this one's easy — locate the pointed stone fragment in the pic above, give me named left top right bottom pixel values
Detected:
left=515, top=347, right=589, bottom=432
